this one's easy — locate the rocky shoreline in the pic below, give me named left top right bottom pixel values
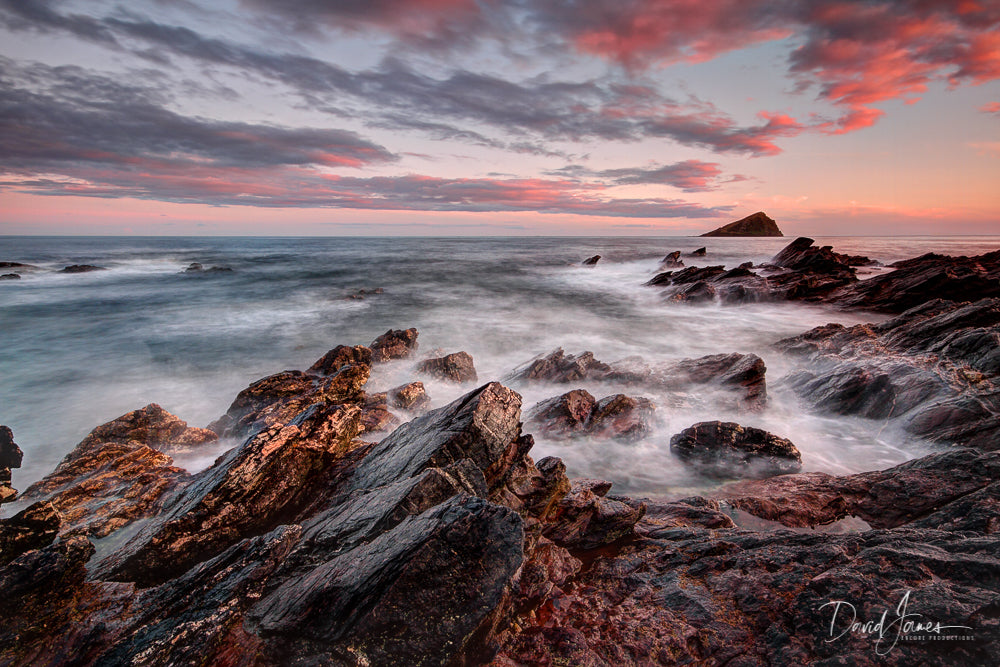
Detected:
left=2, top=238, right=999, bottom=665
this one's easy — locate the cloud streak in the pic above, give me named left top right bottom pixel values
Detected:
left=0, top=2, right=808, bottom=157
left=0, top=60, right=728, bottom=217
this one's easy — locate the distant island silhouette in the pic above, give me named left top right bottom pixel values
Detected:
left=701, top=211, right=783, bottom=237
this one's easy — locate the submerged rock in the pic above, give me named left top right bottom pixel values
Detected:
left=670, top=421, right=802, bottom=478
left=0, top=273, right=20, bottom=280
left=508, top=348, right=612, bottom=384
left=417, top=351, right=478, bottom=383
left=58, top=264, right=106, bottom=273
left=182, top=262, right=233, bottom=273
left=370, top=327, right=419, bottom=362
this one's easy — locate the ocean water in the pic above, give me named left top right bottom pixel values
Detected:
left=2, top=235, right=998, bottom=502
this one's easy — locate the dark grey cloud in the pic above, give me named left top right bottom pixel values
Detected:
left=0, top=2, right=802, bottom=157
left=0, top=59, right=727, bottom=218
left=0, top=59, right=397, bottom=173
left=547, top=160, right=735, bottom=193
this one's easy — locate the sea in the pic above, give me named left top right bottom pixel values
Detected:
left=2, top=235, right=999, bottom=504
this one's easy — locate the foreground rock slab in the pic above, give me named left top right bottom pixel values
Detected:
left=776, top=298, right=1000, bottom=449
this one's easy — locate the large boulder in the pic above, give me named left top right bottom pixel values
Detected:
left=0, top=501, right=61, bottom=566
left=830, top=250, right=1000, bottom=313
left=94, top=401, right=364, bottom=586
left=670, top=421, right=802, bottom=478
left=417, top=351, right=478, bottom=383
left=210, top=345, right=370, bottom=439
left=526, top=391, right=654, bottom=441
left=370, top=328, right=419, bottom=362
left=21, top=405, right=215, bottom=537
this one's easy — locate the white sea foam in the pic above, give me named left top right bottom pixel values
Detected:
left=1, top=235, right=996, bottom=503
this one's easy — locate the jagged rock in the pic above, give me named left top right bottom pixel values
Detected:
left=1, top=425, right=22, bottom=503
left=389, top=381, right=431, bottom=411
left=582, top=255, right=601, bottom=266
left=771, top=236, right=868, bottom=272
left=542, top=487, right=646, bottom=550
left=417, top=351, right=478, bottom=383
left=491, top=453, right=571, bottom=524
left=719, top=448, right=1000, bottom=529
left=660, top=251, right=683, bottom=267
left=647, top=238, right=871, bottom=305
left=670, top=421, right=802, bottom=478
left=510, top=349, right=766, bottom=411
left=700, top=211, right=783, bottom=237
left=526, top=391, right=654, bottom=441
left=830, top=249, right=1000, bottom=312
left=350, top=382, right=522, bottom=492
left=370, top=328, right=419, bottom=362
left=58, top=264, right=106, bottom=273
left=0, top=501, right=61, bottom=566
left=588, top=395, right=655, bottom=440
left=252, top=495, right=524, bottom=666
left=776, top=298, right=1000, bottom=448
left=525, top=389, right=596, bottom=438
left=661, top=352, right=768, bottom=411
left=210, top=351, right=369, bottom=439
left=690, top=247, right=707, bottom=257
left=359, top=392, right=399, bottom=434
left=21, top=405, right=215, bottom=537
left=508, top=348, right=612, bottom=384
left=0, top=273, right=20, bottom=280
left=95, top=401, right=363, bottom=586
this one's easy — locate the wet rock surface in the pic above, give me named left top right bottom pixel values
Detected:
left=527, top=390, right=655, bottom=441
left=0, top=347, right=651, bottom=666
left=648, top=237, right=862, bottom=304
left=417, top=350, right=478, bottom=383
left=776, top=298, right=1000, bottom=449
left=582, top=254, right=601, bottom=265
left=370, top=327, right=419, bottom=362
left=670, top=421, right=802, bottom=478
left=509, top=348, right=766, bottom=411
left=1, top=425, right=23, bottom=503
left=830, top=249, right=1000, bottom=312
left=20, top=405, right=215, bottom=538
left=4, top=307, right=1000, bottom=664
left=389, top=380, right=431, bottom=410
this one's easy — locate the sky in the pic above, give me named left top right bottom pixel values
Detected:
left=0, top=0, right=998, bottom=236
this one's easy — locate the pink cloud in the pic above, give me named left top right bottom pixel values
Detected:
left=536, top=1, right=1000, bottom=135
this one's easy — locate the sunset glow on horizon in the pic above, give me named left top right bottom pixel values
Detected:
left=1, top=0, right=998, bottom=236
